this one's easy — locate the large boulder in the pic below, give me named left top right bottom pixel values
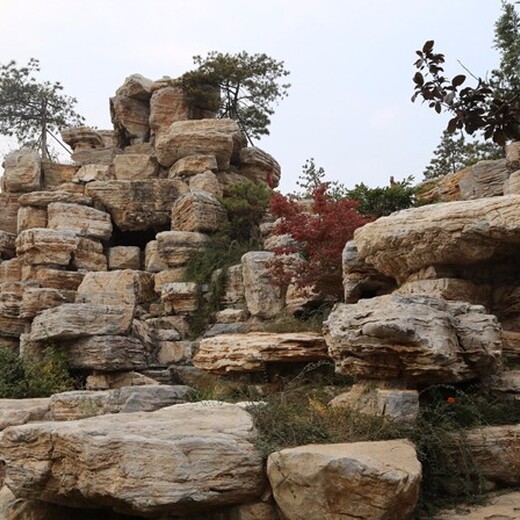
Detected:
left=110, top=95, right=150, bottom=146
left=1, top=149, right=41, bottom=193
left=15, top=228, right=79, bottom=266
left=0, top=193, right=20, bottom=234
left=324, top=294, right=502, bottom=384
left=352, top=195, right=520, bottom=283
left=0, top=403, right=265, bottom=516
left=194, top=332, right=328, bottom=374
left=238, top=147, right=281, bottom=188
left=0, top=399, right=50, bottom=431
left=171, top=190, right=227, bottom=233
left=156, top=230, right=208, bottom=267
left=267, top=439, right=421, bottom=520
left=149, top=85, right=191, bottom=137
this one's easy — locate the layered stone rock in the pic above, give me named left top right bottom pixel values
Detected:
left=189, top=171, right=223, bottom=197
left=0, top=288, right=26, bottom=337
left=20, top=266, right=84, bottom=290
left=0, top=403, right=265, bottom=516
left=239, top=147, right=281, bottom=188
left=459, top=159, right=510, bottom=199
left=86, top=180, right=183, bottom=231
left=169, top=154, right=218, bottom=178
left=242, top=251, right=285, bottom=319
left=49, top=385, right=192, bottom=420
left=20, top=288, right=76, bottom=319
left=72, top=237, right=107, bottom=271
left=0, top=399, right=51, bottom=431
left=324, top=294, right=502, bottom=384
left=18, top=190, right=92, bottom=208
left=61, top=127, right=105, bottom=151
left=352, top=195, right=520, bottom=283
left=0, top=193, right=20, bottom=233
left=0, top=258, right=22, bottom=284
left=194, top=332, right=328, bottom=374
left=15, top=229, right=79, bottom=266
left=0, top=231, right=16, bottom=259
left=113, top=153, right=158, bottom=180
left=216, top=264, right=245, bottom=308
left=85, top=371, right=160, bottom=390
left=144, top=240, right=169, bottom=272
left=156, top=119, right=246, bottom=169
left=41, top=161, right=79, bottom=189
left=1, top=149, right=41, bottom=193
left=108, top=246, right=141, bottom=270
left=116, top=74, right=153, bottom=100
left=74, top=163, right=113, bottom=183
left=504, top=169, right=520, bottom=194
left=267, top=439, right=421, bottom=520
left=17, top=206, right=47, bottom=233
left=171, top=190, right=227, bottom=233
left=161, top=282, right=199, bottom=314
left=156, top=230, right=208, bottom=267
left=153, top=268, right=186, bottom=291
left=149, top=85, right=190, bottom=137
left=110, top=94, right=150, bottom=146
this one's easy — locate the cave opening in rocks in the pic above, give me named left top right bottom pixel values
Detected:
left=109, top=225, right=168, bottom=251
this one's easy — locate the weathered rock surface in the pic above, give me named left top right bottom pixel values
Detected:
left=459, top=159, right=510, bottom=199
left=86, top=180, right=182, bottom=231
left=172, top=190, right=227, bottom=232
left=74, top=163, right=113, bottom=183
left=20, top=265, right=84, bottom=290
left=41, top=161, right=79, bottom=189
left=47, top=202, right=113, bottom=241
left=0, top=399, right=50, bottom=431
left=169, top=154, right=218, bottom=178
left=149, top=85, right=190, bottom=137
left=49, top=385, right=192, bottom=420
left=0, top=193, right=20, bottom=234
left=194, top=332, right=328, bottom=374
left=110, top=94, right=150, bottom=145
left=61, top=127, right=105, bottom=151
left=161, top=282, right=199, bottom=314
left=156, top=119, right=246, bottom=169
left=156, top=230, right=208, bottom=267
left=324, top=294, right=502, bottom=383
left=18, top=190, right=92, bottom=207
left=108, top=246, right=141, bottom=270
left=20, top=287, right=76, bottom=319
left=189, top=171, right=223, bottom=197
left=15, top=228, right=79, bottom=266
left=73, top=237, right=107, bottom=271
left=2, top=149, right=41, bottom=193
left=267, top=439, right=421, bottom=520
left=85, top=371, right=160, bottom=390
left=113, top=153, right=158, bottom=180
left=239, top=147, right=281, bottom=188
left=0, top=231, right=16, bottom=259
left=116, top=74, right=153, bottom=100
left=0, top=403, right=265, bottom=516
left=29, top=304, right=133, bottom=341
left=353, top=195, right=520, bottom=283
left=242, top=252, right=285, bottom=319
left=434, top=491, right=520, bottom=519
left=17, top=206, right=47, bottom=233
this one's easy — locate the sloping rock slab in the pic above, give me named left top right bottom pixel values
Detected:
left=324, top=294, right=502, bottom=384
left=0, top=402, right=265, bottom=516
left=434, top=491, right=520, bottom=519
left=194, top=332, right=328, bottom=374
left=0, top=399, right=50, bottom=431
left=267, top=439, right=421, bottom=520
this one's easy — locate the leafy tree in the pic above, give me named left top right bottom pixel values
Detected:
left=181, top=51, right=290, bottom=144
left=269, top=184, right=370, bottom=301
left=412, top=3, right=520, bottom=145
left=0, top=59, right=84, bottom=159
left=291, top=158, right=348, bottom=200
left=423, top=130, right=503, bottom=179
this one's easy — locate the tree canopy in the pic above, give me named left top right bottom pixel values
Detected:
left=0, top=58, right=84, bottom=159
left=181, top=51, right=290, bottom=144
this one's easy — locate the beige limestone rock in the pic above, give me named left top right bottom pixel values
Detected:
left=189, top=171, right=223, bottom=197
left=459, top=159, right=510, bottom=199
left=157, top=340, right=195, bottom=365
left=86, top=371, right=160, bottom=390
left=0, top=193, right=20, bottom=234
left=144, top=240, right=169, bottom=272
left=488, top=370, right=520, bottom=399
left=50, top=385, right=191, bottom=420
left=502, top=331, right=520, bottom=364
left=110, top=94, right=150, bottom=145
left=113, top=153, right=158, bottom=180
left=74, top=163, right=113, bottom=183
left=171, top=190, right=228, bottom=232
left=49, top=181, right=86, bottom=194
left=0, top=258, right=22, bottom=283
left=154, top=268, right=186, bottom=291
left=156, top=230, right=208, bottom=267
left=161, top=282, right=199, bottom=314
left=216, top=171, right=251, bottom=195
left=61, top=127, right=105, bottom=151
left=15, top=228, right=79, bottom=266
left=506, top=140, right=520, bottom=170
left=242, top=251, right=285, bottom=319
left=71, top=146, right=121, bottom=166
left=194, top=332, right=328, bottom=374
left=169, top=154, right=219, bottom=178
left=47, top=202, right=112, bottom=241
left=0, top=231, right=16, bottom=259
left=145, top=315, right=191, bottom=341
left=0, top=399, right=50, bottom=431
left=353, top=195, right=520, bottom=283
left=156, top=118, right=245, bottom=169
left=435, top=491, right=520, bottom=519
left=416, top=167, right=470, bottom=204
left=215, top=264, right=245, bottom=308
left=324, top=294, right=502, bottom=384
left=116, top=74, right=153, bottom=100
left=267, top=439, right=421, bottom=520
left=330, top=383, right=420, bottom=425
left=108, top=246, right=141, bottom=270
left=21, top=265, right=84, bottom=290
left=72, top=237, right=107, bottom=271
left=20, top=288, right=76, bottom=319
left=0, top=290, right=28, bottom=336
left=41, top=161, right=79, bottom=189
left=18, top=190, right=92, bottom=207
left=0, top=403, right=265, bottom=515
left=505, top=168, right=520, bottom=194
left=239, top=147, right=280, bottom=188
left=1, top=149, right=41, bottom=192
left=29, top=303, right=133, bottom=341
left=86, top=180, right=182, bottom=231
left=149, top=85, right=190, bottom=137
left=17, top=206, right=47, bottom=233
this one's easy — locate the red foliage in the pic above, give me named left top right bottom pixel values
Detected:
left=268, top=185, right=371, bottom=301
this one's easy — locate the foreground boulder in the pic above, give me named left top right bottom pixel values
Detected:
left=267, top=439, right=421, bottom=520
left=324, top=294, right=502, bottom=384
left=0, top=402, right=265, bottom=516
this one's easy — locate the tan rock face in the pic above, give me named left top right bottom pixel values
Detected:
left=20, top=265, right=84, bottom=290
left=459, top=159, right=510, bottom=199
left=353, top=195, right=520, bottom=283
left=86, top=180, right=182, bottom=231
left=324, top=294, right=502, bottom=384
left=47, top=202, right=113, bottom=241
left=239, top=147, right=281, bottom=188
left=20, top=288, right=76, bottom=319
left=156, top=119, right=245, bottom=169
left=156, top=230, right=208, bottom=267
left=116, top=74, right=153, bottom=100
left=149, top=86, right=191, bottom=137
left=108, top=246, right=141, bottom=270
left=61, top=127, right=105, bottom=151
left=0, top=193, right=21, bottom=234
left=267, top=439, right=421, bottom=520
left=171, top=191, right=227, bottom=233
left=0, top=403, right=265, bottom=515
left=144, top=240, right=169, bottom=272
left=161, top=282, right=199, bottom=314
left=189, top=171, right=223, bottom=198
left=74, top=164, right=113, bottom=183
left=18, top=190, right=93, bottom=208
left=110, top=95, right=150, bottom=145
left=435, top=491, right=520, bottom=520
left=194, top=332, right=328, bottom=374
left=86, top=371, right=160, bottom=390
left=217, top=264, right=245, bottom=308
left=29, top=303, right=133, bottom=341
left=113, top=153, right=158, bottom=180
left=1, top=149, right=41, bottom=193
left=0, top=258, right=22, bottom=284
left=15, top=228, right=79, bottom=266
left=0, top=399, right=50, bottom=431
left=242, top=251, right=285, bottom=319
left=73, top=237, right=107, bottom=271
left=169, top=154, right=218, bottom=178
left=41, top=161, right=79, bottom=189
left=17, top=206, right=48, bottom=233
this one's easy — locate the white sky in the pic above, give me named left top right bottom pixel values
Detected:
left=0, top=0, right=507, bottom=193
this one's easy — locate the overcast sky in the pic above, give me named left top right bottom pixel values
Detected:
left=0, top=0, right=507, bottom=193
